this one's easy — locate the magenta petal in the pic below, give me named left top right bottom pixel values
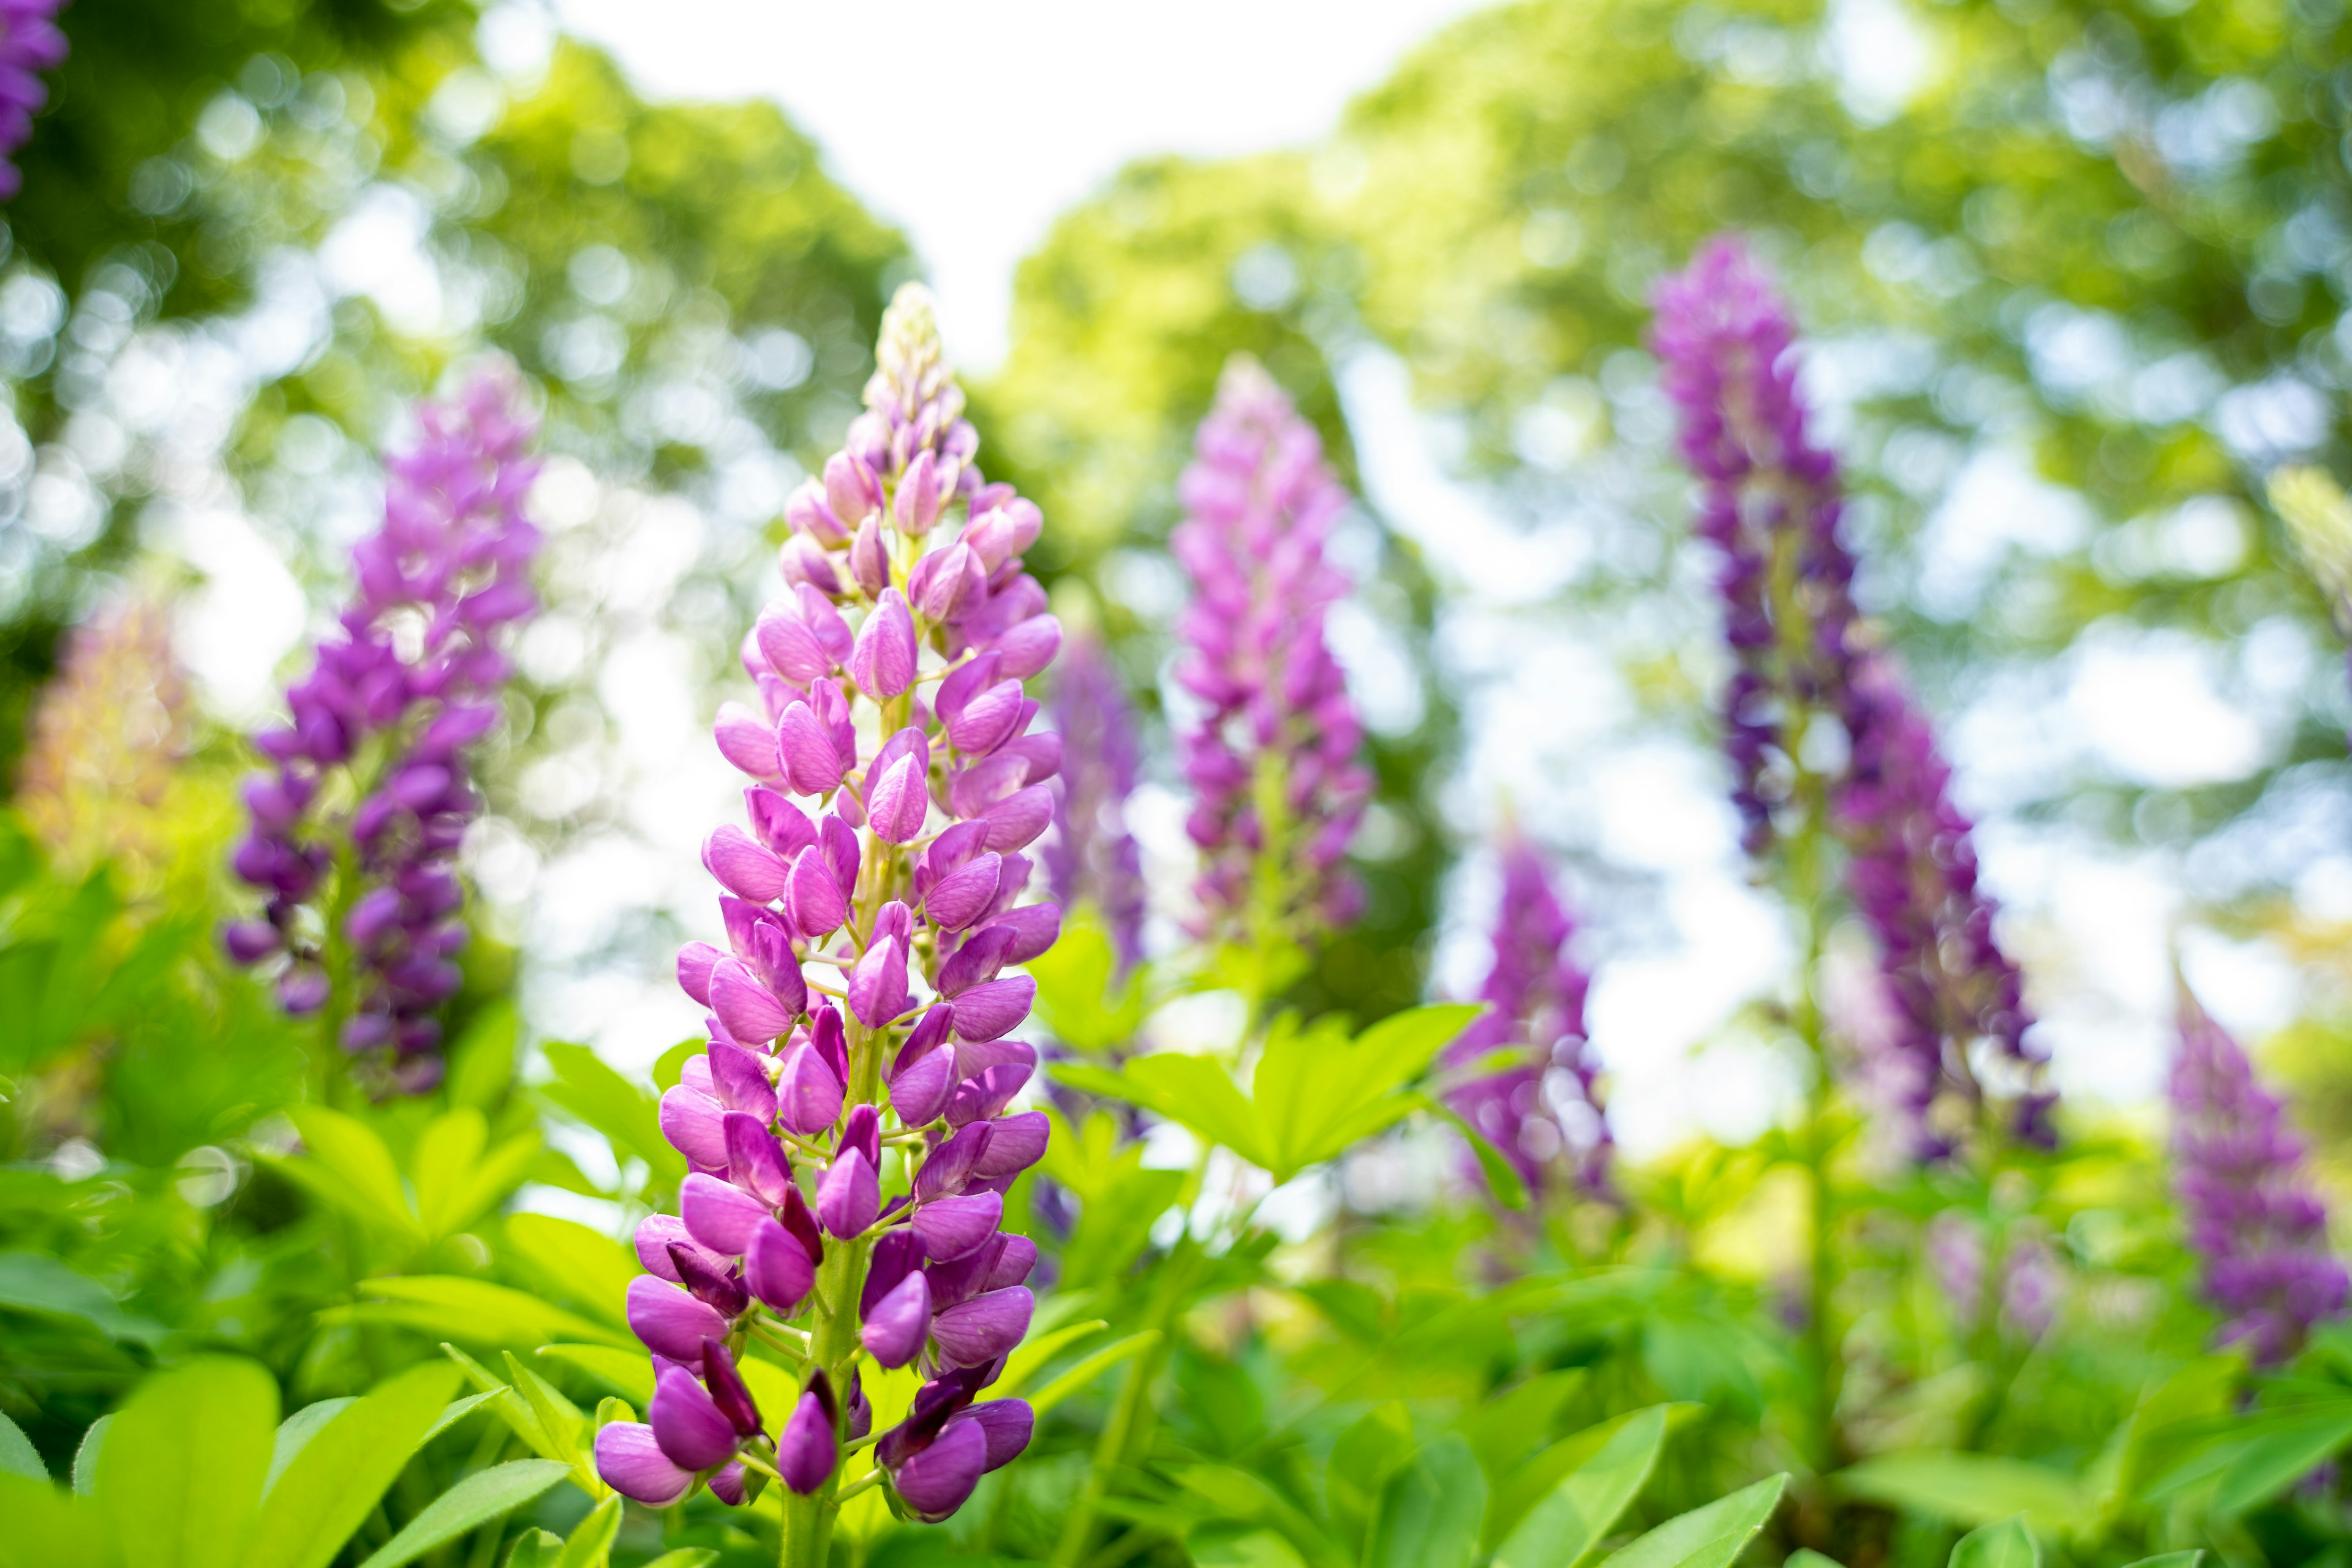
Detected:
left=704, top=826, right=791, bottom=901
left=929, top=1286, right=1034, bottom=1369
left=947, top=1061, right=1033, bottom=1128
left=869, top=752, right=931, bottom=845
left=596, top=1422, right=693, bottom=1507
left=970, top=1110, right=1050, bottom=1180
left=787, top=846, right=849, bottom=937
left=924, top=854, right=1001, bottom=932
left=758, top=607, right=834, bottom=682
left=707, top=1041, right=778, bottom=1120
left=912, top=1192, right=1003, bottom=1262
left=848, top=937, right=911, bottom=1028
left=984, top=1234, right=1039, bottom=1291
left=723, top=1112, right=794, bottom=1207
left=710, top=959, right=792, bottom=1046
left=708, top=1461, right=748, bottom=1506
left=979, top=783, right=1055, bottom=851
left=967, top=1400, right=1035, bottom=1471
left=797, top=583, right=853, bottom=660
left=745, top=1217, right=816, bottom=1312
left=890, top=1415, right=987, bottom=1521
left=714, top=701, right=782, bottom=780
left=778, top=701, right=846, bottom=796
left=860, top=1268, right=932, bottom=1368
left=948, top=976, right=1036, bottom=1042
left=677, top=941, right=724, bottom=1007
left=850, top=589, right=918, bottom=700
left=659, top=1085, right=729, bottom=1169
left=651, top=1364, right=741, bottom=1471
left=682, top=1171, right=771, bottom=1256
left=778, top=1390, right=837, bottom=1494
left=816, top=1148, right=880, bottom=1238
left=777, top=1042, right=846, bottom=1136
left=890, top=1044, right=957, bottom=1126
left=995, top=902, right=1061, bottom=963
left=633, top=1214, right=722, bottom=1284
left=627, top=1276, right=730, bottom=1362
left=993, top=614, right=1061, bottom=679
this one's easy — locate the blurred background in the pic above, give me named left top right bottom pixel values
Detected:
left=8, top=0, right=2351, bottom=1182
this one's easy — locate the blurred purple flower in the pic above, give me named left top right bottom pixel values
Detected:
left=1651, top=236, right=2048, bottom=1158
left=1042, top=633, right=1146, bottom=971
left=1173, top=356, right=1369, bottom=944
left=225, top=371, right=540, bottom=1094
left=2172, top=986, right=2348, bottom=1365
left=1445, top=834, right=1607, bottom=1193
left=0, top=0, right=67, bottom=201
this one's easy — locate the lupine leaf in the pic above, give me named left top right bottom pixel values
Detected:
left=1367, top=1434, right=1487, bottom=1568
left=1838, top=1452, right=2081, bottom=1530
left=1328, top=1402, right=1415, bottom=1554
left=556, top=1495, right=623, bottom=1567
left=93, top=1355, right=277, bottom=1568
left=992, top=1318, right=1109, bottom=1396
left=0, top=1251, right=156, bottom=1340
left=412, top=1108, right=490, bottom=1237
left=506, top=1215, right=640, bottom=1328
left=1060, top=1055, right=1273, bottom=1170
left=71, top=1415, right=107, bottom=1496
left=538, top=1344, right=655, bottom=1406
left=0, top=1472, right=117, bottom=1567
left=538, top=1042, right=683, bottom=1188
left=2117, top=1555, right=2201, bottom=1567
left=0, top=1410, right=42, bottom=1480
left=1257, top=1005, right=1477, bottom=1178
left=246, top=1362, right=466, bottom=1568
left=282, top=1106, right=420, bottom=1237
left=351, top=1459, right=568, bottom=1568
left=264, top=1399, right=355, bottom=1493
left=2211, top=1408, right=2352, bottom=1515
left=1599, top=1474, right=1787, bottom=1568
left=1491, top=1404, right=1670, bottom=1568
left=1948, top=1517, right=2040, bottom=1568
left=1027, top=1330, right=1163, bottom=1417
left=331, top=1275, right=631, bottom=1348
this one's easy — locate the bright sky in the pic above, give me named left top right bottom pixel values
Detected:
left=546, top=0, right=1494, bottom=370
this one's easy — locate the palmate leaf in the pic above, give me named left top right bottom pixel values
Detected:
left=1027, top=912, right=1148, bottom=1054
left=93, top=1355, right=277, bottom=1568
left=1491, top=1404, right=1670, bottom=1568
left=246, top=1363, right=468, bottom=1568
left=351, top=1459, right=568, bottom=1568
left=1368, top=1435, right=1487, bottom=1568
left=1947, top=1518, right=2040, bottom=1568
left=504, top=1214, right=639, bottom=1329
left=277, top=1107, right=423, bottom=1240
left=1599, top=1474, right=1787, bottom=1568
left=538, top=1042, right=684, bottom=1191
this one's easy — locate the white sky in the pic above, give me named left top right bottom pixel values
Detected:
left=546, top=0, right=1493, bottom=370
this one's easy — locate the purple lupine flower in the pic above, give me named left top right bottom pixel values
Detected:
left=594, top=286, right=1041, bottom=1520
left=1651, top=236, right=2049, bottom=1158
left=0, top=0, right=66, bottom=201
left=1444, top=834, right=1607, bottom=1193
left=224, top=372, right=540, bottom=1095
left=1042, top=633, right=1146, bottom=972
left=1172, top=357, right=1370, bottom=945
left=1924, top=1212, right=2064, bottom=1341
left=2171, top=986, right=2348, bottom=1365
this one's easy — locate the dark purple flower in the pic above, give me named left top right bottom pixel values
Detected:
left=1173, top=358, right=1370, bottom=944
left=1445, top=834, right=1607, bottom=1193
left=2172, top=986, right=2348, bottom=1365
left=594, top=1423, right=692, bottom=1507
left=224, top=373, right=540, bottom=1095
left=1651, top=236, right=2048, bottom=1158
left=0, top=0, right=67, bottom=202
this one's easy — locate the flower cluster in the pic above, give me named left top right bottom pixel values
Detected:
left=18, top=591, right=189, bottom=883
left=1043, top=633, right=1146, bottom=973
left=1651, top=236, right=2049, bottom=1158
left=0, top=0, right=66, bottom=200
left=595, top=285, right=1051, bottom=1530
left=224, top=374, right=541, bottom=1095
left=2171, top=987, right=2348, bottom=1365
left=1173, top=356, right=1368, bottom=944
left=1445, top=834, right=1607, bottom=1193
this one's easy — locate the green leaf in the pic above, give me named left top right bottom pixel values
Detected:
left=1786, top=1555, right=1847, bottom=1568
left=0, top=1410, right=42, bottom=1480
left=1368, top=1435, right=1487, bottom=1568
left=501, top=1351, right=598, bottom=1488
left=556, top=1495, right=622, bottom=1568
left=538, top=1042, right=683, bottom=1187
left=640, top=1553, right=721, bottom=1568
left=0, top=1251, right=153, bottom=1340
left=1438, top=1104, right=1528, bottom=1210
left=331, top=1275, right=632, bottom=1348
left=537, top=1344, right=655, bottom=1407
left=1493, top=1404, right=1668, bottom=1568
left=421, top=1390, right=507, bottom=1448
left=2117, top=1556, right=2201, bottom=1568
left=1028, top=912, right=1147, bottom=1054
left=1948, top=1518, right=2040, bottom=1568
left=505, top=1529, right=565, bottom=1568
left=0, top=1472, right=117, bottom=1567
left=353, top=1459, right=569, bottom=1568
left=1027, top=1330, right=1163, bottom=1417
left=992, top=1318, right=1108, bottom=1396
left=71, top=1415, right=107, bottom=1496
left=1599, top=1474, right=1787, bottom=1568
left=1328, top=1401, right=1414, bottom=1553
left=282, top=1106, right=421, bottom=1237
left=1060, top=1054, right=1273, bottom=1171
left=1463, top=1370, right=1592, bottom=1495
left=247, top=1362, right=467, bottom=1568
left=447, top=1000, right=522, bottom=1111
left=265, top=1399, right=356, bottom=1493
left=93, top=1355, right=277, bottom=1568
left=1838, top=1452, right=2082, bottom=1531
left=2212, top=1408, right=2352, bottom=1515
left=412, top=1108, right=490, bottom=1237
left=1258, top=1005, right=1479, bottom=1178
left=504, top=1215, right=638, bottom=1328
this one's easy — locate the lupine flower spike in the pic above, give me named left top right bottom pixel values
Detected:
left=1445, top=833, right=1607, bottom=1193
left=1174, top=356, right=1370, bottom=948
left=1044, top=632, right=1146, bottom=973
left=224, top=372, right=541, bottom=1095
left=1651, top=236, right=2049, bottom=1158
left=596, top=285, right=1048, bottom=1534
left=2171, top=984, right=2348, bottom=1365
left=0, top=0, right=67, bottom=200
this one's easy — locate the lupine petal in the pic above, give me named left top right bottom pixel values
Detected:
left=714, top=702, right=782, bottom=779
left=777, top=701, right=846, bottom=795
left=967, top=1400, right=1035, bottom=1471
left=890, top=1044, right=957, bottom=1126
left=970, top=1110, right=1050, bottom=1181
left=923, top=854, right=1001, bottom=932
left=816, top=1148, right=880, bottom=1237
left=786, top=846, right=849, bottom=937
left=776, top=1042, right=845, bottom=1136
left=659, top=1085, right=729, bottom=1169
left=850, top=589, right=918, bottom=700
left=596, top=1422, right=693, bottom=1507
left=861, top=1268, right=932, bottom=1368
left=681, top=1171, right=771, bottom=1256
left=913, top=1192, right=1003, bottom=1262
left=723, top=1111, right=793, bottom=1206
left=889, top=1415, right=987, bottom=1521
left=869, top=752, right=930, bottom=844
left=848, top=937, right=910, bottom=1028
left=778, top=1390, right=837, bottom=1494
left=676, top=941, right=724, bottom=1007
left=930, top=1286, right=1034, bottom=1368
left=651, top=1363, right=740, bottom=1470
left=948, top=976, right=1035, bottom=1042
left=745, top=1217, right=816, bottom=1312
left=703, top=826, right=791, bottom=901
left=627, top=1275, right=730, bottom=1361
left=710, top=959, right=792, bottom=1046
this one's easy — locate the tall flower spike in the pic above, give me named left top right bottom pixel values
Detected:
left=1043, top=633, right=1146, bottom=973
left=224, top=372, right=541, bottom=1095
left=18, top=592, right=190, bottom=884
left=2171, top=985, right=2348, bottom=1365
left=597, top=285, right=1042, bottom=1532
left=0, top=0, right=67, bottom=201
left=1651, top=236, right=2049, bottom=1159
left=1444, top=834, right=1607, bottom=1193
left=1173, top=356, right=1370, bottom=946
